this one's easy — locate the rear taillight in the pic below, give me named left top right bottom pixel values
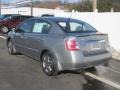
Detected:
left=65, top=37, right=80, bottom=51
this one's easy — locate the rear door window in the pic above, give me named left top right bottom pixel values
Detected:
left=32, top=20, right=51, bottom=34
left=57, top=22, right=67, bottom=30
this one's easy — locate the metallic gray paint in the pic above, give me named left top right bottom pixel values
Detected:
left=7, top=17, right=112, bottom=71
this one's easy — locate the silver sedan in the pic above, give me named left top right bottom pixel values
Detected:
left=7, top=17, right=112, bottom=76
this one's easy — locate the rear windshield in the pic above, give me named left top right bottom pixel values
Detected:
left=57, top=21, right=97, bottom=33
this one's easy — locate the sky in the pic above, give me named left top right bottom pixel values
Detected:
left=2, top=0, right=80, bottom=3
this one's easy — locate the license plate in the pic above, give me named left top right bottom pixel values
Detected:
left=92, top=43, right=101, bottom=50
left=87, top=42, right=101, bottom=51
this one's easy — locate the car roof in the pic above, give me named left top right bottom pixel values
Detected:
left=2, top=14, right=20, bottom=16
left=1, top=14, right=33, bottom=17
left=12, top=15, right=33, bottom=17
left=33, top=17, right=84, bottom=23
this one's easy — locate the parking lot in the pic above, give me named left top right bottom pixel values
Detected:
left=0, top=34, right=120, bottom=90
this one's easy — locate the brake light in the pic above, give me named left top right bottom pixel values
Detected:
left=65, top=37, right=80, bottom=51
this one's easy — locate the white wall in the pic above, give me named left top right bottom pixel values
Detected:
left=1, top=7, right=64, bottom=16
left=55, top=12, right=120, bottom=51
left=1, top=7, right=120, bottom=52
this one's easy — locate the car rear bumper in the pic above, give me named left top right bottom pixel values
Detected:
left=57, top=52, right=112, bottom=71
left=69, top=57, right=111, bottom=70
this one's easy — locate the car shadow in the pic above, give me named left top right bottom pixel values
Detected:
left=82, top=75, right=107, bottom=90
left=58, top=67, right=110, bottom=90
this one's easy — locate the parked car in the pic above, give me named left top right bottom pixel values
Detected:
left=7, top=17, right=112, bottom=76
left=0, top=15, right=33, bottom=34
left=41, top=14, right=54, bottom=17
left=0, top=14, right=19, bottom=20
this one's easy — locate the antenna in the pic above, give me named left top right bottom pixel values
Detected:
left=68, top=11, right=73, bottom=21
left=69, top=12, right=72, bottom=19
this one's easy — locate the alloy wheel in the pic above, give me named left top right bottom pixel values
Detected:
left=42, top=52, right=58, bottom=76
left=1, top=26, right=9, bottom=34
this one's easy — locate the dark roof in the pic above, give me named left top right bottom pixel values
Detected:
left=1, top=14, right=33, bottom=17
left=34, top=17, right=83, bottom=23
left=44, top=17, right=71, bottom=21
left=2, top=14, right=20, bottom=16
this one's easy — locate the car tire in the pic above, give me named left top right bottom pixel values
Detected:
left=7, top=40, right=17, bottom=55
left=41, top=52, right=58, bottom=76
left=1, top=26, right=9, bottom=34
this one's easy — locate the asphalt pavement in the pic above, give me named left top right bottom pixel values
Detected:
left=0, top=36, right=120, bottom=90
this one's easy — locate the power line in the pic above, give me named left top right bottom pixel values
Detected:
left=1, top=0, right=33, bottom=16
left=2, top=1, right=31, bottom=6
left=7, top=0, right=31, bottom=4
left=1, top=0, right=32, bottom=9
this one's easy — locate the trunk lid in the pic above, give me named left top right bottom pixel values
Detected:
left=67, top=32, right=110, bottom=56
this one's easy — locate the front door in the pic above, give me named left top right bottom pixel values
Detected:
left=24, top=19, right=51, bottom=60
left=13, top=19, right=35, bottom=55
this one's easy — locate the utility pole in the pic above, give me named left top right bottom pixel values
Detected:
left=93, top=0, right=97, bottom=12
left=31, top=0, right=33, bottom=16
left=0, top=0, right=1, bottom=15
